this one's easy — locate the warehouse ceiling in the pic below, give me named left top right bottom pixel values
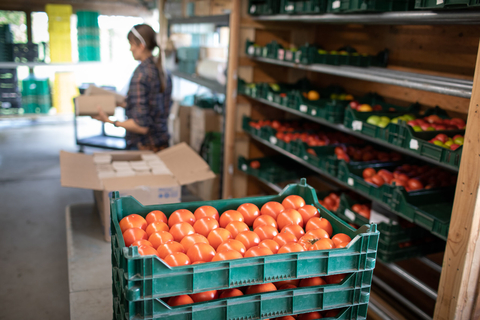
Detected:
left=0, top=0, right=156, bottom=16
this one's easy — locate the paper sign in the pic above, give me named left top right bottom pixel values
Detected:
left=250, top=5, right=256, bottom=13
left=437, top=0, right=444, bottom=4
left=410, top=139, right=419, bottom=150
left=247, top=46, right=255, bottom=55
left=370, top=209, right=396, bottom=225
left=268, top=95, right=273, bottom=101
left=347, top=178, right=354, bottom=186
left=241, top=164, right=247, bottom=171
left=269, top=136, right=278, bottom=144
left=286, top=4, right=294, bottom=11
left=332, top=0, right=341, bottom=9
left=345, top=209, right=356, bottom=222
left=300, top=105, right=308, bottom=113
left=311, top=110, right=317, bottom=116
left=352, top=120, right=363, bottom=131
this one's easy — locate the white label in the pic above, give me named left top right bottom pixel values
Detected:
left=345, top=209, right=356, bottom=222
left=286, top=4, right=294, bottom=11
left=332, top=0, right=341, bottom=9
left=285, top=51, right=293, bottom=61
left=410, top=139, right=419, bottom=150
left=300, top=105, right=308, bottom=113
left=268, top=95, right=273, bottom=101
left=437, top=0, right=444, bottom=4
left=304, top=156, right=308, bottom=160
left=347, top=178, right=354, bottom=186
left=352, top=120, right=363, bottom=131
left=311, top=110, right=317, bottom=116
left=370, top=209, right=393, bottom=225
left=269, top=136, right=277, bottom=144
left=241, top=164, right=247, bottom=171
left=248, top=46, right=255, bottom=55
left=278, top=49, right=285, bottom=60
left=250, top=5, right=256, bottom=13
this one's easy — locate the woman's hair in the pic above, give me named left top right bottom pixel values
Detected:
left=128, top=24, right=166, bottom=93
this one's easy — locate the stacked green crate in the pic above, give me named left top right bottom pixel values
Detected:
left=201, top=132, right=222, bottom=174
left=0, top=24, right=13, bottom=62
left=21, top=76, right=51, bottom=114
left=177, top=47, right=199, bottom=74
left=77, top=11, right=100, bottom=62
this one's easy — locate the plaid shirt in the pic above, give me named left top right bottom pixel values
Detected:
left=125, top=56, right=172, bottom=150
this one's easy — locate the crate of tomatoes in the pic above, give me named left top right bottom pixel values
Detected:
left=111, top=179, right=379, bottom=319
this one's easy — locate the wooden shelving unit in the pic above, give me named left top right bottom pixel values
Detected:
left=222, top=1, right=480, bottom=319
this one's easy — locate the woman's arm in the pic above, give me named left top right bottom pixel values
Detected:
left=92, top=106, right=148, bottom=135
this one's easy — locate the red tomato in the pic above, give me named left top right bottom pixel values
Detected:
left=280, top=225, right=305, bottom=240
left=187, top=243, right=216, bottom=263
left=277, top=209, right=304, bottom=230
left=207, top=228, right=233, bottom=249
left=157, top=241, right=185, bottom=259
left=148, top=231, right=174, bottom=249
left=408, top=178, right=424, bottom=191
left=250, top=160, right=261, bottom=169
left=275, top=317, right=295, bottom=320
left=298, top=234, right=319, bottom=250
left=190, top=290, right=218, bottom=303
left=145, top=221, right=169, bottom=237
left=120, top=214, right=147, bottom=233
left=193, top=217, right=219, bottom=237
left=305, top=228, right=330, bottom=241
left=225, top=221, right=250, bottom=238
left=237, top=203, right=260, bottom=226
left=212, top=249, right=244, bottom=261
left=299, top=277, right=326, bottom=287
left=192, top=261, right=205, bottom=264
left=277, top=284, right=297, bottom=290
left=305, top=217, right=333, bottom=237
left=258, top=239, right=280, bottom=254
left=217, top=239, right=246, bottom=255
left=297, top=205, right=320, bottom=224
left=168, top=209, right=195, bottom=227
left=180, top=234, right=209, bottom=252
left=309, top=238, right=335, bottom=251
left=245, top=283, right=277, bottom=295
left=253, top=215, right=278, bottom=229
left=324, top=273, right=346, bottom=284
left=254, top=225, right=279, bottom=241
left=273, top=233, right=298, bottom=247
left=145, top=210, right=167, bottom=225
left=332, top=233, right=351, bottom=247
left=277, top=243, right=305, bottom=254
left=260, top=201, right=285, bottom=219
left=219, top=210, right=244, bottom=228
left=137, top=245, right=160, bottom=257
left=164, top=252, right=191, bottom=266
left=336, top=242, right=348, bottom=249
left=123, top=228, right=148, bottom=247
left=219, top=289, right=244, bottom=299
left=282, top=195, right=306, bottom=210
left=169, top=222, right=195, bottom=242
left=244, top=246, right=274, bottom=257
left=235, top=231, right=261, bottom=250
left=168, top=295, right=194, bottom=306
left=297, top=311, right=323, bottom=320
left=194, top=205, right=219, bottom=221
left=131, top=239, right=153, bottom=247
left=275, top=279, right=299, bottom=287
left=371, top=174, right=385, bottom=187
left=362, top=168, right=376, bottom=179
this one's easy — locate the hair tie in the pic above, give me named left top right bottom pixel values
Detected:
left=130, top=26, right=146, bottom=47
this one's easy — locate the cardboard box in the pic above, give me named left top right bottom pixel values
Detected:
left=211, top=0, right=232, bottom=15
left=60, top=143, right=216, bottom=241
left=168, top=102, right=191, bottom=146
left=74, top=94, right=116, bottom=116
left=190, top=105, right=222, bottom=152
left=194, top=0, right=211, bottom=16
left=187, top=176, right=220, bottom=201
left=84, top=84, right=126, bottom=105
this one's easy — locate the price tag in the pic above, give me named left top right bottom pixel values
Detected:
left=352, top=120, right=363, bottom=131
left=437, top=0, right=444, bottom=4
left=300, top=105, right=308, bottom=113
left=250, top=5, right=256, bottom=13
left=285, top=51, right=293, bottom=61
left=409, top=139, right=419, bottom=150
left=345, top=209, right=356, bottom=222
left=247, top=46, right=255, bottom=55
left=332, top=0, right=341, bottom=9
left=278, top=49, right=285, bottom=60
left=241, top=164, right=248, bottom=171
left=311, top=110, right=317, bottom=116
left=269, top=136, right=278, bottom=144
left=347, top=178, right=354, bottom=186
left=268, top=95, right=273, bottom=101
left=286, top=4, right=294, bottom=11
left=304, top=156, right=308, bottom=160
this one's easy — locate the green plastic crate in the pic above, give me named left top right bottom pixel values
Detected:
left=238, top=156, right=310, bottom=184
left=113, top=269, right=372, bottom=320
left=177, top=47, right=200, bottom=61
left=248, top=0, right=282, bottom=15
left=200, top=132, right=222, bottom=174
left=327, top=0, right=351, bottom=12
left=282, top=0, right=329, bottom=14
left=76, top=11, right=99, bottom=28
left=110, top=179, right=379, bottom=301
left=376, top=238, right=445, bottom=263
left=178, top=61, right=196, bottom=74
left=415, top=0, right=480, bottom=9
left=346, top=0, right=415, bottom=12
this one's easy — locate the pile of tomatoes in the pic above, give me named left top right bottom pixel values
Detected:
left=318, top=193, right=340, bottom=212
left=362, top=164, right=457, bottom=191
left=332, top=145, right=402, bottom=163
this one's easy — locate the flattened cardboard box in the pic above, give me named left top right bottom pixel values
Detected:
left=60, top=143, right=215, bottom=241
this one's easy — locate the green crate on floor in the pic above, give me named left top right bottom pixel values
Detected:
left=110, top=179, right=379, bottom=301
left=113, top=268, right=373, bottom=320
left=415, top=0, right=480, bottom=9
left=238, top=155, right=310, bottom=184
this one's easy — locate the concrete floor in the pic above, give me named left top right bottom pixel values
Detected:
left=0, top=121, right=93, bottom=320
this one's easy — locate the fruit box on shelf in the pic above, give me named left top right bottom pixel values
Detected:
left=314, top=47, right=388, bottom=68
left=248, top=0, right=282, bottom=15
left=238, top=155, right=311, bottom=184
left=414, top=0, right=480, bottom=9
left=110, top=179, right=379, bottom=301
left=327, top=0, right=415, bottom=12
left=280, top=0, right=329, bottom=14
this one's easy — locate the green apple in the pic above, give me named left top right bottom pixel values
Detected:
left=391, top=117, right=399, bottom=124
left=380, top=116, right=390, bottom=122
left=454, top=137, right=464, bottom=145
left=270, top=84, right=280, bottom=91
left=445, top=140, right=453, bottom=147
left=366, top=115, right=381, bottom=125
left=413, top=126, right=422, bottom=132
left=318, top=49, right=327, bottom=54
left=403, top=114, right=416, bottom=121
left=433, top=140, right=445, bottom=147
left=378, top=120, right=390, bottom=128
left=426, top=127, right=435, bottom=131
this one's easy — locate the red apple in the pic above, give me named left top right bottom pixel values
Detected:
left=349, top=101, right=360, bottom=109
left=425, top=115, right=441, bottom=124
left=451, top=118, right=466, bottom=127
left=450, top=144, right=461, bottom=151
left=453, top=134, right=463, bottom=140
left=435, top=134, right=448, bottom=143
left=435, top=124, right=447, bottom=130
left=407, top=120, right=418, bottom=127
left=373, top=104, right=382, bottom=111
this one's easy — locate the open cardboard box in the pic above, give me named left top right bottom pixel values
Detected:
left=60, top=142, right=216, bottom=241
left=85, top=84, right=126, bottom=105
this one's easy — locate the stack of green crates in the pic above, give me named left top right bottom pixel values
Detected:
left=201, top=132, right=222, bottom=174
left=77, top=11, right=100, bottom=61
left=0, top=24, right=13, bottom=62
left=21, top=76, right=51, bottom=114
left=177, top=47, right=199, bottom=74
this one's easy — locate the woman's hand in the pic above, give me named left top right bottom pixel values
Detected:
left=92, top=106, right=110, bottom=123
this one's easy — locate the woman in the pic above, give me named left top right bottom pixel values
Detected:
left=94, top=24, right=172, bottom=151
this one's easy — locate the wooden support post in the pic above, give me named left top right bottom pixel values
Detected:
left=434, top=41, right=480, bottom=320
left=222, top=0, right=241, bottom=199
